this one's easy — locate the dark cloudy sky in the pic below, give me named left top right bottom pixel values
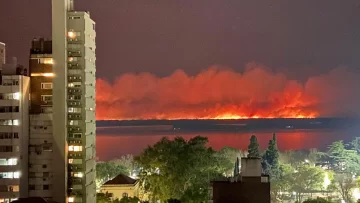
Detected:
left=0, top=0, right=359, bottom=81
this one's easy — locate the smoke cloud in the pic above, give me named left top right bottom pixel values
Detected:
left=96, top=63, right=360, bottom=120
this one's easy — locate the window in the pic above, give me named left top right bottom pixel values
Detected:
left=68, top=197, right=74, bottom=203
left=122, top=193, right=128, bottom=197
left=68, top=57, right=79, bottom=62
left=0, top=106, right=19, bottom=113
left=0, top=158, right=17, bottom=166
left=41, top=83, right=53, bottom=89
left=0, top=172, right=19, bottom=179
left=68, top=145, right=82, bottom=152
left=29, top=185, right=35, bottom=190
left=68, top=158, right=82, bottom=164
left=68, top=31, right=80, bottom=39
left=0, top=120, right=18, bottom=126
left=69, top=120, right=79, bottom=126
left=39, top=58, right=53, bottom=64
left=43, top=185, right=49, bottom=190
left=13, top=172, right=20, bottom=178
left=41, top=95, right=52, bottom=102
left=0, top=146, right=12, bottom=152
left=41, top=107, right=53, bottom=113
left=68, top=107, right=81, bottom=113
left=73, top=172, right=83, bottom=178
left=42, top=164, right=47, bottom=169
left=43, top=172, right=50, bottom=177
left=68, top=82, right=81, bottom=88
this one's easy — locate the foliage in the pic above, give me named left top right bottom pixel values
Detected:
left=135, top=136, right=222, bottom=202
left=114, top=196, right=141, bottom=203
left=290, top=165, right=326, bottom=202
left=215, top=146, right=245, bottom=177
left=302, top=197, right=333, bottom=203
left=97, top=192, right=112, bottom=203
left=323, top=141, right=360, bottom=174
left=329, top=172, right=356, bottom=203
left=270, top=163, right=294, bottom=202
left=166, top=199, right=181, bottom=203
left=350, top=137, right=360, bottom=154
left=247, top=135, right=260, bottom=158
left=262, top=133, right=280, bottom=178
left=280, top=149, right=320, bottom=167
left=96, top=154, right=136, bottom=188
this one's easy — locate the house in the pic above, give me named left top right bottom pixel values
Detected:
left=210, top=157, right=271, bottom=203
left=100, top=174, right=139, bottom=201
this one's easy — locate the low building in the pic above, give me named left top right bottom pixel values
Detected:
left=100, top=174, right=139, bottom=201
left=210, top=157, right=271, bottom=203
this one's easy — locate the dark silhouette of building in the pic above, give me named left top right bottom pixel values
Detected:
left=210, top=158, right=270, bottom=203
left=11, top=197, right=59, bottom=203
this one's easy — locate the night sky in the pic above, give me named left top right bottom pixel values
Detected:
left=1, top=1, right=360, bottom=119
left=1, top=0, right=359, bottom=81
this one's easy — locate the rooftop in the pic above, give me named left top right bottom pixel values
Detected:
left=103, top=174, right=137, bottom=185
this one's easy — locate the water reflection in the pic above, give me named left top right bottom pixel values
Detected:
left=96, top=127, right=355, bottom=161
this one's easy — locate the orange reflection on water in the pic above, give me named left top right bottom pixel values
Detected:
left=96, top=128, right=352, bottom=161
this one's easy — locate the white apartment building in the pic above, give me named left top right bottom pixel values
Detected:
left=52, top=1, right=97, bottom=202
left=0, top=59, right=30, bottom=203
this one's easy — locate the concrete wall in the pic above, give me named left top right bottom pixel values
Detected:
left=241, top=158, right=262, bottom=177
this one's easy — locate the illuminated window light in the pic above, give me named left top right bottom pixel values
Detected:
left=43, top=58, right=53, bottom=65
left=68, top=197, right=74, bottom=203
left=68, top=31, right=76, bottom=38
left=68, top=145, right=82, bottom=152
left=13, top=120, right=19, bottom=126
left=31, top=73, right=54, bottom=77
left=13, top=92, right=20, bottom=100
left=74, top=172, right=83, bottom=178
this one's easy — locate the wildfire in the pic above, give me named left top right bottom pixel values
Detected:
left=95, top=65, right=358, bottom=120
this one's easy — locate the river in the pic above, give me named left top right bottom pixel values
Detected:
left=96, top=118, right=360, bottom=160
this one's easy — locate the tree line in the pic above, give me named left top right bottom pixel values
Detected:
left=97, top=135, right=360, bottom=203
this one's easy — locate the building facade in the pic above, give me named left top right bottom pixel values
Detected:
left=28, top=38, right=54, bottom=200
left=210, top=158, right=271, bottom=203
left=52, top=1, right=96, bottom=202
left=0, top=55, right=30, bottom=203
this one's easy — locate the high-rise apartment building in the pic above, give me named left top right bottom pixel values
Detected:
left=28, top=38, right=54, bottom=200
left=51, top=1, right=97, bottom=202
left=0, top=52, right=30, bottom=203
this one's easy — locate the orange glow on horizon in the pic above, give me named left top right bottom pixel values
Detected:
left=95, top=65, right=358, bottom=120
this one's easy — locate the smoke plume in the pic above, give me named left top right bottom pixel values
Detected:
left=96, top=63, right=360, bottom=120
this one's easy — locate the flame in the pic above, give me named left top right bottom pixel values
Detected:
left=95, top=65, right=359, bottom=120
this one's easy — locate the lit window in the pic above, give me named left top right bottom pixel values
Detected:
left=40, top=58, right=53, bottom=64
left=13, top=172, right=20, bottom=178
left=69, top=120, right=79, bottom=126
left=68, top=31, right=76, bottom=38
left=73, top=172, right=83, bottom=178
left=68, top=57, right=78, bottom=62
left=13, top=93, right=20, bottom=100
left=8, top=158, right=17, bottom=166
left=68, top=159, right=73, bottom=164
left=31, top=73, right=54, bottom=77
left=68, top=197, right=74, bottom=203
left=12, top=120, right=19, bottom=126
left=68, top=146, right=82, bottom=152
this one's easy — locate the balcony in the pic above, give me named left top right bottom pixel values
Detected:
left=68, top=88, right=82, bottom=95
left=68, top=50, right=81, bottom=57
left=68, top=63, right=81, bottom=69
left=67, top=38, right=82, bottom=44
